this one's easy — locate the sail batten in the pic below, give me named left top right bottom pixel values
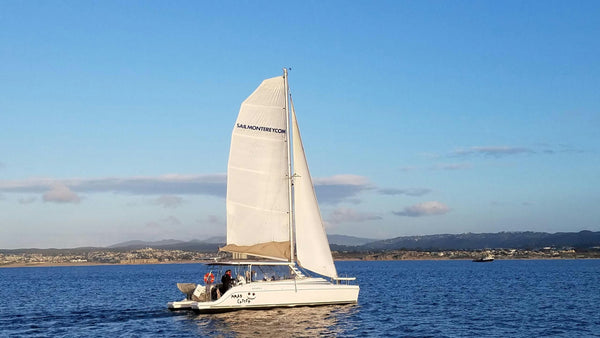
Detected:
left=227, top=200, right=288, bottom=211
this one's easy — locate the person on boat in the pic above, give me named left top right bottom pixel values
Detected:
left=245, top=270, right=256, bottom=282
left=219, top=270, right=234, bottom=295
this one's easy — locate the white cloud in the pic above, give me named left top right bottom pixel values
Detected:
left=313, top=175, right=372, bottom=204
left=430, top=163, right=472, bottom=171
left=448, top=144, right=584, bottom=159
left=205, top=215, right=224, bottom=227
left=538, top=143, right=584, bottom=154
left=142, top=216, right=184, bottom=239
left=378, top=188, right=431, bottom=196
left=398, top=163, right=471, bottom=172
left=162, top=215, right=182, bottom=226
left=154, top=195, right=183, bottom=208
left=326, top=207, right=382, bottom=225
left=18, top=197, right=37, bottom=204
left=451, top=146, right=534, bottom=158
left=313, top=175, right=370, bottom=186
left=393, top=201, right=450, bottom=217
left=0, top=174, right=227, bottom=197
left=42, top=184, right=81, bottom=204
left=145, top=221, right=161, bottom=230
left=144, top=216, right=182, bottom=230
left=491, top=200, right=534, bottom=207
left=0, top=173, right=374, bottom=206
left=398, top=166, right=418, bottom=172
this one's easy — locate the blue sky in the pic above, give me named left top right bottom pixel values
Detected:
left=1, top=1, right=599, bottom=249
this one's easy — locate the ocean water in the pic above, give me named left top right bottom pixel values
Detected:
left=1, top=260, right=599, bottom=337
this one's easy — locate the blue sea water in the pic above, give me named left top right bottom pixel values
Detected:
left=1, top=260, right=599, bottom=337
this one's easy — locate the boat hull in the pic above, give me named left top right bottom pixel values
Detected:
left=167, top=299, right=197, bottom=310
left=168, top=277, right=359, bottom=313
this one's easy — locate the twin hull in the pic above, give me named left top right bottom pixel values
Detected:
left=169, top=277, right=359, bottom=313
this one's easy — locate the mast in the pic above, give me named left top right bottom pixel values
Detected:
left=283, top=68, right=295, bottom=264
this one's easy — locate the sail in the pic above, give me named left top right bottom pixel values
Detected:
left=291, top=101, right=338, bottom=279
left=224, top=76, right=290, bottom=260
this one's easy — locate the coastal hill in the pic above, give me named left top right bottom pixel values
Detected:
left=328, top=234, right=378, bottom=246
left=3, top=231, right=599, bottom=253
left=105, top=234, right=377, bottom=251
left=332, top=230, right=600, bottom=251
left=3, top=231, right=600, bottom=266
left=108, top=239, right=221, bottom=251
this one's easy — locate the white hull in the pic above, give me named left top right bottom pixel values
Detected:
left=167, top=299, right=197, bottom=310
left=168, top=277, right=359, bottom=313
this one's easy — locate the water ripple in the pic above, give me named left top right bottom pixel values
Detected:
left=1, top=260, right=599, bottom=337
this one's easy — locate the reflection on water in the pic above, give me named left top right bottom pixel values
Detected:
left=188, top=305, right=359, bottom=337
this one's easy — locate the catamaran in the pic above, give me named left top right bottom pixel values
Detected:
left=168, top=69, right=359, bottom=312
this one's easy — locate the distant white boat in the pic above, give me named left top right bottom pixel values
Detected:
left=168, top=69, right=359, bottom=312
left=473, top=254, right=494, bottom=262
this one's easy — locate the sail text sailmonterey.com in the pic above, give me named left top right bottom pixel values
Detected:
left=236, top=123, right=286, bottom=134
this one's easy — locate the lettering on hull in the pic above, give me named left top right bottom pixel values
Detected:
left=232, top=292, right=257, bottom=304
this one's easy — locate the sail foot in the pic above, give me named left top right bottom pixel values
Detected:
left=220, top=241, right=291, bottom=261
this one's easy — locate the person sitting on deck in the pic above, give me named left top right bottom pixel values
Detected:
left=219, top=270, right=234, bottom=295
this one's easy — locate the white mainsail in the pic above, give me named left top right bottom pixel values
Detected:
left=223, top=76, right=291, bottom=260
left=291, top=101, right=338, bottom=279
left=223, top=72, right=338, bottom=278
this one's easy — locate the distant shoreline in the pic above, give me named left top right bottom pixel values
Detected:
left=2, top=257, right=599, bottom=268
left=0, top=260, right=205, bottom=269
